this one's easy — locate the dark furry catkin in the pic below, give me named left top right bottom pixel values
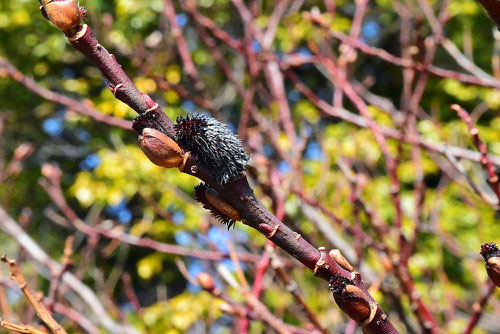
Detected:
left=481, top=242, right=500, bottom=261
left=194, top=183, right=237, bottom=229
left=175, top=114, right=249, bottom=185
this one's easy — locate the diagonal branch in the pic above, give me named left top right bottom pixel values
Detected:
left=36, top=2, right=398, bottom=332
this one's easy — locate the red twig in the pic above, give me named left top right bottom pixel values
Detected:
left=0, top=56, right=131, bottom=130
left=452, top=104, right=500, bottom=206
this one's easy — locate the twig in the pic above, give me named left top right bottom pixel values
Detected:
left=1, top=254, right=66, bottom=334
left=0, top=318, right=46, bottom=334
left=39, top=165, right=263, bottom=263
left=0, top=56, right=131, bottom=131
left=47, top=236, right=74, bottom=312
left=39, top=6, right=399, bottom=333
left=451, top=104, right=500, bottom=206
left=0, top=206, right=137, bottom=334
left=463, top=281, right=496, bottom=334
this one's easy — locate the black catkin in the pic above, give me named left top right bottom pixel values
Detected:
left=328, top=275, right=353, bottom=296
left=481, top=242, right=500, bottom=261
left=194, top=183, right=237, bottom=229
left=175, top=114, right=250, bottom=185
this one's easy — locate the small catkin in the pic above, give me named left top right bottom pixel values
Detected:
left=175, top=114, right=250, bottom=185
left=194, top=183, right=240, bottom=229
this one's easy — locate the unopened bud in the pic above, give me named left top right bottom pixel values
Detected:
left=330, top=276, right=372, bottom=323
left=329, top=249, right=354, bottom=272
left=481, top=243, right=500, bottom=287
left=139, top=128, right=183, bottom=169
left=197, top=272, right=215, bottom=292
left=39, top=0, right=82, bottom=34
left=335, top=285, right=372, bottom=323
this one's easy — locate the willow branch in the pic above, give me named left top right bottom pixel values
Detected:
left=0, top=318, right=46, bottom=334
left=452, top=104, right=500, bottom=207
left=37, top=3, right=398, bottom=332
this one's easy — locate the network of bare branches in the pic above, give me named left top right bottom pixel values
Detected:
left=0, top=0, right=499, bottom=333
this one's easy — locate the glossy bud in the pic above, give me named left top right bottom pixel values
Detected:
left=139, top=128, right=183, bottom=169
left=40, top=0, right=81, bottom=34
left=334, top=285, right=372, bottom=323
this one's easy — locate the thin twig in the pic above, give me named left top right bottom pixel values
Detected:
left=1, top=254, right=67, bottom=334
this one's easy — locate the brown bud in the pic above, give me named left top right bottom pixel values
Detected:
left=139, top=128, right=183, bottom=169
left=40, top=0, right=81, bottom=34
left=197, top=272, right=215, bottom=292
left=204, top=187, right=241, bottom=221
left=334, top=285, right=371, bottom=323
left=329, top=249, right=354, bottom=272
left=486, top=257, right=500, bottom=287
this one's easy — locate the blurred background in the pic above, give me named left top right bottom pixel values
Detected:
left=0, top=0, right=500, bottom=333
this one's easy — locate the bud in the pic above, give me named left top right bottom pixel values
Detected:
left=329, top=249, right=354, bottom=272
left=197, top=272, right=215, bottom=292
left=480, top=242, right=500, bottom=288
left=139, top=128, right=183, bottom=169
left=334, top=285, right=372, bottom=323
left=39, top=0, right=82, bottom=35
left=330, top=276, right=371, bottom=323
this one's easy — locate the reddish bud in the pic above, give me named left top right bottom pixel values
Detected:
left=138, top=128, right=183, bottom=169
left=40, top=0, right=82, bottom=35
left=197, top=272, right=215, bottom=292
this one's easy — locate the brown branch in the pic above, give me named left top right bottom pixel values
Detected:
left=303, top=12, right=500, bottom=89
left=38, top=6, right=399, bottom=333
left=0, top=318, right=46, bottom=334
left=451, top=104, right=500, bottom=207
left=0, top=56, right=132, bottom=131
left=39, top=163, right=263, bottom=263
left=284, top=69, right=500, bottom=166
left=47, top=236, right=74, bottom=312
left=1, top=255, right=66, bottom=334
left=52, top=302, right=99, bottom=334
